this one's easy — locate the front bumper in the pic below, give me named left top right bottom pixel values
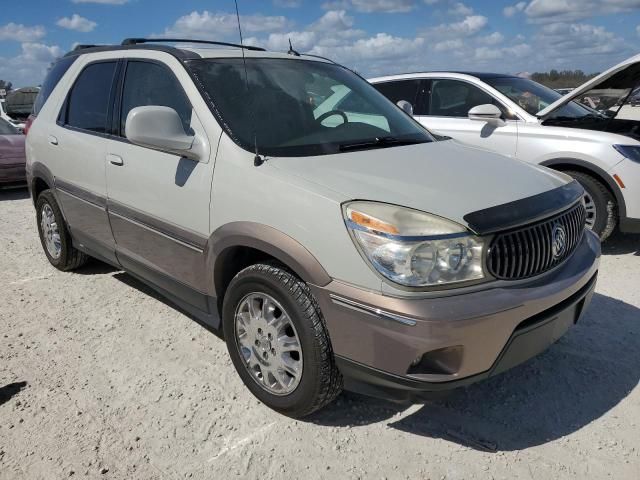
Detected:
left=311, top=229, right=600, bottom=401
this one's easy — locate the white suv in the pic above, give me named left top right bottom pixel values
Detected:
left=370, top=53, right=640, bottom=240
left=26, top=38, right=599, bottom=416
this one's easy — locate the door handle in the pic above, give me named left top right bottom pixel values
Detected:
left=107, top=154, right=124, bottom=166
left=47, top=135, right=58, bottom=146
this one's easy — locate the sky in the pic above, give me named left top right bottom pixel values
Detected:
left=0, top=0, right=639, bottom=87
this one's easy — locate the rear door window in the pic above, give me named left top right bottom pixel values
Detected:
left=61, top=61, right=118, bottom=134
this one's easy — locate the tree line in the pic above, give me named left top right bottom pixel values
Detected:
left=530, top=69, right=599, bottom=89
left=0, top=79, right=13, bottom=94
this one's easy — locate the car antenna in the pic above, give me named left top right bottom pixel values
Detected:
left=234, top=0, right=264, bottom=166
left=288, top=38, right=300, bottom=56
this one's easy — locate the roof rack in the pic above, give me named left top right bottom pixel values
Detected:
left=121, top=38, right=266, bottom=52
left=72, top=44, right=101, bottom=52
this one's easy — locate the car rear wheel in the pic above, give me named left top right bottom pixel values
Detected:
left=565, top=171, right=617, bottom=241
left=222, top=263, right=342, bottom=418
left=36, top=189, right=88, bottom=271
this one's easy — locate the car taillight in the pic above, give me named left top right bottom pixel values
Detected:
left=24, top=114, right=36, bottom=136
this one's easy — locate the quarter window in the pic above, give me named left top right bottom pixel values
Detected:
left=429, top=79, right=502, bottom=118
left=62, top=61, right=117, bottom=133
left=120, top=61, right=192, bottom=136
left=33, top=56, right=77, bottom=116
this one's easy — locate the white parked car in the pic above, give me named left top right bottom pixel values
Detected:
left=25, top=38, right=599, bottom=416
left=370, top=53, right=640, bottom=240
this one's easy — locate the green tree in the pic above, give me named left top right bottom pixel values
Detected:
left=531, top=70, right=599, bottom=89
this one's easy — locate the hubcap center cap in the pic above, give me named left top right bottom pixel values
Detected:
left=257, top=335, right=272, bottom=352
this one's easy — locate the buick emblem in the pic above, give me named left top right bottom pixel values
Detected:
left=551, top=224, right=567, bottom=259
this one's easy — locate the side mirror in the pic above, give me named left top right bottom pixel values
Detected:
left=468, top=104, right=505, bottom=127
left=125, top=106, right=202, bottom=160
left=396, top=100, right=414, bottom=116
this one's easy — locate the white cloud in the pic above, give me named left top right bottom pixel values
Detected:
left=71, top=0, right=129, bottom=4
left=247, top=10, right=365, bottom=51
left=274, top=0, right=302, bottom=6
left=503, top=1, right=527, bottom=17
left=534, top=22, right=627, bottom=56
left=0, top=23, right=46, bottom=42
left=162, top=11, right=290, bottom=39
left=322, top=0, right=416, bottom=13
left=422, top=15, right=488, bottom=38
left=448, top=2, right=474, bottom=16
left=309, top=33, right=425, bottom=75
left=433, top=38, right=464, bottom=52
left=57, top=14, right=97, bottom=33
left=525, top=0, right=640, bottom=22
left=0, top=43, right=64, bottom=87
left=312, top=9, right=354, bottom=30
left=478, top=32, right=505, bottom=45
left=475, top=43, right=532, bottom=61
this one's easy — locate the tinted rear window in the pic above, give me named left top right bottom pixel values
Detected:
left=33, top=56, right=77, bottom=116
left=62, top=61, right=117, bottom=134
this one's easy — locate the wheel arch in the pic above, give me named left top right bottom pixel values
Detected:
left=207, top=222, right=332, bottom=314
left=540, top=158, right=626, bottom=220
left=29, top=162, right=55, bottom=204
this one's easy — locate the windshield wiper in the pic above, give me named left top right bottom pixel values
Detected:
left=338, top=136, right=425, bottom=152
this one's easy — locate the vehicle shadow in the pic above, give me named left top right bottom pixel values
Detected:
left=0, top=186, right=29, bottom=201
left=74, top=258, right=120, bottom=275
left=602, top=232, right=640, bottom=256
left=0, top=381, right=28, bottom=406
left=111, top=272, right=224, bottom=339
left=308, top=292, right=640, bottom=452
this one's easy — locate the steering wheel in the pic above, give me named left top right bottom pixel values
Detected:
left=317, top=109, right=348, bottom=125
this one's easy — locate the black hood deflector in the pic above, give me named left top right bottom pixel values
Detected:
left=464, top=180, right=584, bottom=235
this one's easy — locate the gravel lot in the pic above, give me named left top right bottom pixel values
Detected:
left=1, top=187, right=639, bottom=480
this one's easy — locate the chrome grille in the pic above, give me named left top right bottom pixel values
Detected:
left=487, top=202, right=586, bottom=280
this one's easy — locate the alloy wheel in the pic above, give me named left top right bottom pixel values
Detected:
left=41, top=204, right=62, bottom=259
left=583, top=192, right=597, bottom=230
left=234, top=292, right=303, bottom=396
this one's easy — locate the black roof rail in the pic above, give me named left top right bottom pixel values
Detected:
left=121, top=38, right=266, bottom=52
left=72, top=44, right=102, bottom=52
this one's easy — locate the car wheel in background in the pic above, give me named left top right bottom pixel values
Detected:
left=565, top=171, right=617, bottom=241
left=222, top=263, right=342, bottom=418
left=35, top=189, right=88, bottom=271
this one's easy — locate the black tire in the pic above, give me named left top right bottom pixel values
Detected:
left=565, top=170, right=617, bottom=241
left=222, top=263, right=342, bottom=418
left=35, top=189, right=88, bottom=271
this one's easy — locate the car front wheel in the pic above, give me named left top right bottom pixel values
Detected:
left=222, top=263, right=342, bottom=418
left=565, top=171, right=617, bottom=241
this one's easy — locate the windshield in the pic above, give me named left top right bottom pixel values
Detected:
left=187, top=58, right=432, bottom=156
left=485, top=76, right=592, bottom=118
left=0, top=118, right=19, bottom=135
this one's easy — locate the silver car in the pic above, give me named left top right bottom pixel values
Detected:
left=25, top=38, right=600, bottom=417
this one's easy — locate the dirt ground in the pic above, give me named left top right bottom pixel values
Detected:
left=1, top=186, right=639, bottom=480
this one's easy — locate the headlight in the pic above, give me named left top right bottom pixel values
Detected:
left=613, top=144, right=640, bottom=163
left=343, top=201, right=486, bottom=287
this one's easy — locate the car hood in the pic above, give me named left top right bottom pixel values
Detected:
left=269, top=140, right=569, bottom=230
left=538, top=52, right=640, bottom=117
left=0, top=134, right=26, bottom=161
